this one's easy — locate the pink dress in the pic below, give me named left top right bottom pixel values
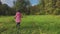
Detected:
left=15, top=12, right=21, bottom=23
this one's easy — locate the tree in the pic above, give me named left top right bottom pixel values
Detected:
left=14, top=0, right=31, bottom=15
left=38, top=0, right=60, bottom=15
left=0, top=0, right=2, bottom=15
left=0, top=0, right=2, bottom=5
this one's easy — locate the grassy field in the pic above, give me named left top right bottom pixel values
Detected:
left=0, top=15, right=60, bottom=34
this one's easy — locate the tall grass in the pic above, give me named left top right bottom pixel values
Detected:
left=0, top=15, right=60, bottom=34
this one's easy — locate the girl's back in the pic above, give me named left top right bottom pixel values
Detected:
left=15, top=12, right=21, bottom=23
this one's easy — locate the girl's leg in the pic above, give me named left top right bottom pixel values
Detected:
left=16, top=23, right=20, bottom=34
left=17, top=23, right=20, bottom=29
left=16, top=23, right=20, bottom=27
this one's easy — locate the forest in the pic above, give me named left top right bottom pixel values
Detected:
left=0, top=0, right=60, bottom=15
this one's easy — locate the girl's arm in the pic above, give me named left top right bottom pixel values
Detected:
left=21, top=13, right=23, bottom=18
left=14, top=13, right=17, bottom=19
left=14, top=15, right=16, bottom=19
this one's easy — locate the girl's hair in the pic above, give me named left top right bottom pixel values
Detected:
left=17, top=10, right=21, bottom=12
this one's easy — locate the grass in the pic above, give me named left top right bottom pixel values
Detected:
left=0, top=15, right=60, bottom=34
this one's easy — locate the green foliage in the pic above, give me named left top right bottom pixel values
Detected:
left=14, top=0, right=31, bottom=15
left=0, top=0, right=60, bottom=15
left=0, top=1, right=15, bottom=15
left=37, top=0, right=60, bottom=15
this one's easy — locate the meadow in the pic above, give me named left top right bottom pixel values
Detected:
left=0, top=15, right=60, bottom=34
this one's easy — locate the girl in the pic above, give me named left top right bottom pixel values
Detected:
left=14, top=10, right=22, bottom=28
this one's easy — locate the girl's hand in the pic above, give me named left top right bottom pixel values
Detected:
left=14, top=16, right=16, bottom=19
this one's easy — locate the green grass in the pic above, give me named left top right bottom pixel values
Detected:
left=0, top=15, right=60, bottom=34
